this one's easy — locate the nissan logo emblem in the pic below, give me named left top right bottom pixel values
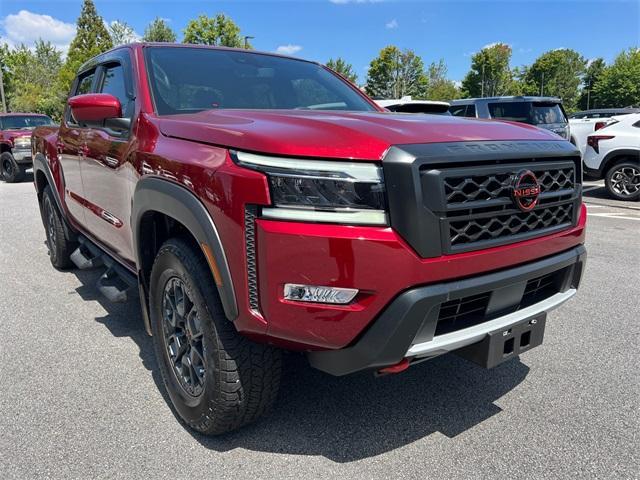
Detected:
left=511, top=170, right=541, bottom=212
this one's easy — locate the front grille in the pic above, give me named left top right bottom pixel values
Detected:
left=449, top=203, right=574, bottom=246
left=435, top=293, right=490, bottom=336
left=432, top=271, right=564, bottom=337
left=444, top=166, right=574, bottom=205
left=430, top=160, right=580, bottom=253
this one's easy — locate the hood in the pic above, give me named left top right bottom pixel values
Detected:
left=0, top=129, right=33, bottom=144
left=158, top=109, right=560, bottom=160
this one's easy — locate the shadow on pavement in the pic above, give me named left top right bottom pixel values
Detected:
left=71, top=268, right=529, bottom=463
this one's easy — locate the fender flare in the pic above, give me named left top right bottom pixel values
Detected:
left=601, top=149, right=640, bottom=174
left=131, top=177, right=239, bottom=322
left=32, top=152, right=75, bottom=241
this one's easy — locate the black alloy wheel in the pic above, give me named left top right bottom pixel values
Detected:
left=161, top=277, right=207, bottom=397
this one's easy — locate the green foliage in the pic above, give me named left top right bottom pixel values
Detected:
left=57, top=0, right=113, bottom=99
left=143, top=17, right=177, bottom=42
left=521, top=48, right=585, bottom=111
left=365, top=46, right=428, bottom=99
left=109, top=20, right=138, bottom=46
left=426, top=59, right=459, bottom=101
left=591, top=49, right=640, bottom=108
left=326, top=58, right=357, bottom=84
left=461, top=43, right=513, bottom=97
left=1, top=41, right=64, bottom=118
left=183, top=14, right=248, bottom=48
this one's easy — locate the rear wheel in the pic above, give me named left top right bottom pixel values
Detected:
left=149, top=238, right=282, bottom=435
left=41, top=186, right=75, bottom=268
left=1, top=152, right=24, bottom=183
left=605, top=162, right=640, bottom=201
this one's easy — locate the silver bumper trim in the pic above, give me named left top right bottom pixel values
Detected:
left=407, top=288, right=577, bottom=358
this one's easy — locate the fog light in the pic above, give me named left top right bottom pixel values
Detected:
left=284, top=284, right=358, bottom=304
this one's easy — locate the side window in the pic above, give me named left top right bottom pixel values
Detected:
left=449, top=105, right=467, bottom=117
left=76, top=71, right=96, bottom=95
left=464, top=104, right=477, bottom=118
left=99, top=63, right=133, bottom=119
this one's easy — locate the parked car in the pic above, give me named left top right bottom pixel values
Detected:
left=0, top=113, right=55, bottom=182
left=569, top=108, right=640, bottom=157
left=584, top=113, right=640, bottom=200
left=32, top=43, right=586, bottom=435
left=376, top=97, right=450, bottom=114
left=450, top=96, right=570, bottom=140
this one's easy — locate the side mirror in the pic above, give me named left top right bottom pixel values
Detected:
left=68, top=93, right=122, bottom=124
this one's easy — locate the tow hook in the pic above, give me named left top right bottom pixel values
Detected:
left=376, top=358, right=411, bottom=376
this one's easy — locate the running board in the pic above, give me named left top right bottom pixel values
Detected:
left=70, top=238, right=104, bottom=270
left=73, top=235, right=138, bottom=303
left=96, top=256, right=137, bottom=303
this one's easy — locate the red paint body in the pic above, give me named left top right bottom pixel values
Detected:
left=68, top=94, right=123, bottom=123
left=32, top=44, right=587, bottom=352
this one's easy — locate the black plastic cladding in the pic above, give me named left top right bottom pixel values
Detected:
left=382, top=140, right=583, bottom=258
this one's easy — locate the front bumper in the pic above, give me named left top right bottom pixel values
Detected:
left=308, top=245, right=586, bottom=376
left=12, top=148, right=33, bottom=165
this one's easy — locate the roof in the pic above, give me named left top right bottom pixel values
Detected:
left=571, top=108, right=640, bottom=116
left=450, top=96, right=563, bottom=105
left=80, top=42, right=319, bottom=73
left=375, top=99, right=450, bottom=107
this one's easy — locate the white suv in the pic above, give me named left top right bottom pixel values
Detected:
left=569, top=108, right=640, bottom=157
left=584, top=113, right=640, bottom=201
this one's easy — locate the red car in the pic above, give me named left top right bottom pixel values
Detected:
left=32, top=43, right=586, bottom=435
left=0, top=113, right=55, bottom=182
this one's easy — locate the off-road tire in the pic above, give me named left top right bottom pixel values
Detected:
left=605, top=161, right=640, bottom=201
left=41, top=185, right=75, bottom=269
left=1, top=152, right=24, bottom=183
left=149, top=238, right=282, bottom=435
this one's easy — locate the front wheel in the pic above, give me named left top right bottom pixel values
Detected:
left=605, top=162, right=640, bottom=201
left=41, top=185, right=76, bottom=268
left=1, top=152, right=24, bottom=183
left=149, top=238, right=282, bottom=435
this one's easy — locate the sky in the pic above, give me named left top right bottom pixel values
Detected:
left=1, top=0, right=638, bottom=83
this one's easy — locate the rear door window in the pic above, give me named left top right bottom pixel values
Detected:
left=449, top=105, right=468, bottom=117
left=488, top=102, right=566, bottom=125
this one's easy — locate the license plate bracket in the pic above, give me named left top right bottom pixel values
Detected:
left=455, top=313, right=547, bottom=368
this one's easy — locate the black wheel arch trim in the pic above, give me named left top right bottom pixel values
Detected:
left=131, top=176, right=239, bottom=323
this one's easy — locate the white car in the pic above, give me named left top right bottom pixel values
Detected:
left=376, top=97, right=450, bottom=115
left=569, top=108, right=640, bottom=157
left=584, top=113, right=640, bottom=201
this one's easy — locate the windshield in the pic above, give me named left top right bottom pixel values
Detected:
left=146, top=47, right=376, bottom=115
left=0, top=115, right=55, bottom=130
left=488, top=102, right=567, bottom=125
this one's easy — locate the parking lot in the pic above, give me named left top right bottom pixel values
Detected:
left=1, top=176, right=638, bottom=479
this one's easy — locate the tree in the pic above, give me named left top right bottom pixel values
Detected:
left=591, top=49, right=640, bottom=108
left=183, top=14, right=247, bottom=48
left=425, top=59, right=459, bottom=101
left=461, top=43, right=513, bottom=98
left=143, top=17, right=177, bottom=42
left=109, top=20, right=138, bottom=46
left=521, top=48, right=585, bottom=111
left=57, top=0, right=113, bottom=95
left=579, top=58, right=606, bottom=109
left=365, top=46, right=428, bottom=99
left=326, top=58, right=357, bottom=84
left=2, top=41, right=64, bottom=118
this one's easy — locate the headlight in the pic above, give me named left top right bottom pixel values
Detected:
left=235, top=151, right=388, bottom=226
left=14, top=136, right=31, bottom=148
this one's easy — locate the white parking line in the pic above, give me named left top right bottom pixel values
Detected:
left=588, top=213, right=640, bottom=221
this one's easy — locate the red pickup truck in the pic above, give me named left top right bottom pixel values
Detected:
left=32, top=43, right=586, bottom=435
left=1, top=113, right=55, bottom=182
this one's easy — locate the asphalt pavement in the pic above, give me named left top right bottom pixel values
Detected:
left=1, top=176, right=638, bottom=479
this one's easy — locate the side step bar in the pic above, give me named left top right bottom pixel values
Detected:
left=71, top=236, right=137, bottom=303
